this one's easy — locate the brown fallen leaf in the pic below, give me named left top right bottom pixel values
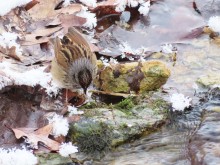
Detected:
left=45, top=17, right=62, bottom=27
left=28, top=0, right=82, bottom=21
left=0, top=69, right=6, bottom=77
left=12, top=124, right=60, bottom=151
left=93, top=0, right=120, bottom=22
left=57, top=4, right=82, bottom=15
left=27, top=0, right=60, bottom=21
left=67, top=115, right=81, bottom=123
left=58, top=14, right=86, bottom=33
left=96, top=0, right=116, bottom=7
left=45, top=14, right=87, bottom=32
left=0, top=46, right=22, bottom=61
left=25, top=0, right=39, bottom=11
left=54, top=135, right=65, bottom=143
left=66, top=90, right=86, bottom=106
left=181, top=26, right=204, bottom=40
left=0, top=54, right=4, bottom=62
left=21, top=26, right=62, bottom=45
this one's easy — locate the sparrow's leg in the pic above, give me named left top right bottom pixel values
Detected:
left=66, top=89, right=68, bottom=103
left=60, top=89, right=69, bottom=115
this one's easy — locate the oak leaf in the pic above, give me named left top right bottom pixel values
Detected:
left=12, top=124, right=60, bottom=151
left=21, top=26, right=62, bottom=45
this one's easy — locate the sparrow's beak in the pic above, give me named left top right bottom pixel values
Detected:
left=83, top=88, right=87, bottom=94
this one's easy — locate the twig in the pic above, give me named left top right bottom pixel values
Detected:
left=89, top=89, right=137, bottom=98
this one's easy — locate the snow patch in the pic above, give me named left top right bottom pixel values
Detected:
left=79, top=0, right=97, bottom=7
left=138, top=1, right=150, bottom=16
left=208, top=16, right=220, bottom=33
left=100, top=56, right=110, bottom=67
left=115, top=0, right=150, bottom=16
left=0, top=0, right=32, bottom=16
left=161, top=43, right=174, bottom=54
left=170, top=93, right=192, bottom=111
left=0, top=32, right=22, bottom=56
left=68, top=105, right=84, bottom=115
left=59, top=142, right=78, bottom=157
left=76, top=6, right=97, bottom=29
left=47, top=114, right=69, bottom=137
left=0, top=61, right=59, bottom=96
left=0, top=148, right=38, bottom=165
left=119, top=42, right=149, bottom=56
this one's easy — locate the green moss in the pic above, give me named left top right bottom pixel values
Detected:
left=70, top=120, right=113, bottom=156
left=37, top=153, right=72, bottom=165
left=148, top=98, right=169, bottom=114
left=83, top=108, right=103, bottom=117
left=119, top=122, right=129, bottom=129
left=107, top=76, right=130, bottom=93
left=114, top=97, right=135, bottom=115
left=133, top=105, right=146, bottom=111
left=79, top=101, right=107, bottom=110
left=80, top=101, right=99, bottom=109
left=114, top=98, right=135, bottom=110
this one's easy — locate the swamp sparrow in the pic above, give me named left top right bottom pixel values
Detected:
left=51, top=27, right=97, bottom=94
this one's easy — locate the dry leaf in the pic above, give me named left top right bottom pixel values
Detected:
left=0, top=70, right=6, bottom=77
left=57, top=4, right=82, bottom=15
left=181, top=26, right=204, bottom=39
left=45, top=17, right=62, bottom=27
left=28, top=1, right=82, bottom=21
left=0, top=46, right=22, bottom=61
left=65, top=90, right=86, bottom=106
left=58, top=14, right=86, bottom=33
left=21, top=26, right=62, bottom=45
left=27, top=0, right=61, bottom=21
left=12, top=124, right=60, bottom=151
left=97, top=0, right=116, bottom=7
left=25, top=0, right=40, bottom=11
left=67, top=115, right=81, bottom=123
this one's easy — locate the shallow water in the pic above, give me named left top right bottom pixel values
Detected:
left=95, top=92, right=220, bottom=165
left=95, top=0, right=220, bottom=164
left=95, top=106, right=203, bottom=165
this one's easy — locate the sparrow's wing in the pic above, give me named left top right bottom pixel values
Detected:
left=66, top=27, right=90, bottom=48
left=54, top=37, right=70, bottom=69
left=54, top=27, right=97, bottom=68
left=68, top=28, right=97, bottom=64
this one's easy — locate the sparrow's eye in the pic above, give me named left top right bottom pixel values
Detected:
left=62, top=36, right=71, bottom=45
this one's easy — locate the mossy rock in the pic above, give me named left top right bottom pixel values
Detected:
left=70, top=119, right=113, bottom=156
left=37, top=153, right=72, bottom=165
left=94, top=60, right=170, bottom=93
left=69, top=95, right=169, bottom=160
left=197, top=73, right=220, bottom=88
left=114, top=97, right=135, bottom=115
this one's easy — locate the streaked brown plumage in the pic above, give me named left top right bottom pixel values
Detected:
left=51, top=27, right=97, bottom=94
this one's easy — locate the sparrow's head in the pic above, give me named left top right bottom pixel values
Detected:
left=68, top=57, right=97, bottom=94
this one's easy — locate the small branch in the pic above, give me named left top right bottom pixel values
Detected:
left=90, top=89, right=137, bottom=98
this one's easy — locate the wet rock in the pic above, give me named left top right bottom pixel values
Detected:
left=189, top=88, right=220, bottom=165
left=197, top=73, right=220, bottom=88
left=94, top=60, right=170, bottom=93
left=70, top=119, right=112, bottom=157
left=37, top=153, right=73, bottom=165
left=69, top=97, right=168, bottom=159
left=182, top=50, right=205, bottom=69
left=189, top=109, right=220, bottom=165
